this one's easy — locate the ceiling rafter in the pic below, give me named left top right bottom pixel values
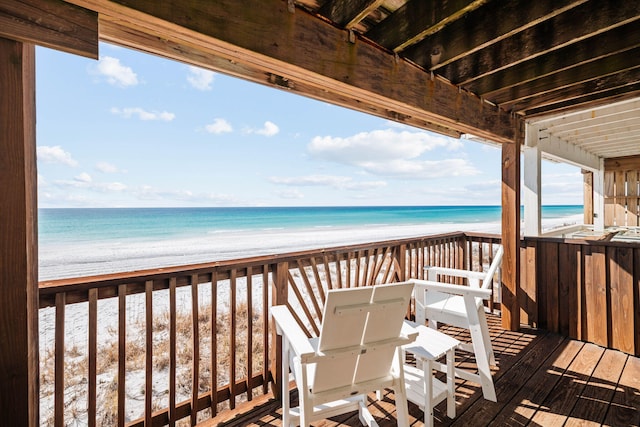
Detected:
left=364, top=0, right=488, bottom=53
left=438, top=0, right=640, bottom=86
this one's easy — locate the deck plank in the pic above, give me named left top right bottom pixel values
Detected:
left=529, top=342, right=605, bottom=426
left=602, top=355, right=640, bottom=427
left=564, top=349, right=628, bottom=426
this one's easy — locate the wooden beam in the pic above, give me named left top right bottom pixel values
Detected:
left=501, top=118, right=522, bottom=331
left=0, top=0, right=97, bottom=58
left=97, top=18, right=463, bottom=140
left=0, top=37, right=39, bottom=427
left=66, top=0, right=515, bottom=142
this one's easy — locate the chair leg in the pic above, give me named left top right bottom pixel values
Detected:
left=282, top=339, right=291, bottom=427
left=423, top=360, right=434, bottom=427
left=466, top=313, right=497, bottom=402
left=478, top=306, right=496, bottom=366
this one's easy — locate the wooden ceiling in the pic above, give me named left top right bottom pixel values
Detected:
left=3, top=0, right=640, bottom=158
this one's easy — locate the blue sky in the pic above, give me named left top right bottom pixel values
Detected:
left=35, top=43, right=583, bottom=208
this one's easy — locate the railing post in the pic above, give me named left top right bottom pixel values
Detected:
left=270, top=261, right=288, bottom=400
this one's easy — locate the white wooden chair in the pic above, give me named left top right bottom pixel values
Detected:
left=271, top=282, right=417, bottom=427
left=409, top=245, right=503, bottom=402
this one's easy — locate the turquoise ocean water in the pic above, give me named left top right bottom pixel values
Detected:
left=39, top=205, right=582, bottom=245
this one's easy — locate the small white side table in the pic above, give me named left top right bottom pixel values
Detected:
left=401, top=320, right=459, bottom=427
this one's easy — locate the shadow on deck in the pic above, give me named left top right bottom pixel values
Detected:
left=201, top=315, right=640, bottom=427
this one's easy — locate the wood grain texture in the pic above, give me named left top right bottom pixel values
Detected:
left=0, top=38, right=39, bottom=427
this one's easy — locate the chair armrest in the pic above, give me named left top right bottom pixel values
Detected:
left=271, top=305, right=316, bottom=361
left=409, top=279, right=492, bottom=300
left=423, top=266, right=488, bottom=281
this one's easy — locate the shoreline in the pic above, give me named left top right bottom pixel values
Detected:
left=39, top=214, right=583, bottom=281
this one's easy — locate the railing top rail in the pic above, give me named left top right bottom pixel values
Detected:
left=39, top=231, right=470, bottom=292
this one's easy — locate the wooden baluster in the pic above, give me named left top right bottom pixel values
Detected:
left=210, top=269, right=218, bottom=416
left=191, top=274, right=200, bottom=424
left=169, top=277, right=177, bottom=427
left=246, top=267, right=253, bottom=401
left=118, top=285, right=127, bottom=427
left=144, top=280, right=153, bottom=426
left=262, top=266, right=270, bottom=394
left=229, top=269, right=237, bottom=409
left=55, top=292, right=66, bottom=427
left=88, top=289, right=97, bottom=427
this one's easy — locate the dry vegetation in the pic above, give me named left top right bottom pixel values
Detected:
left=40, top=298, right=265, bottom=426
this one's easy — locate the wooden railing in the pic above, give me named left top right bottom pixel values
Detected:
left=521, top=235, right=640, bottom=357
left=38, top=232, right=501, bottom=426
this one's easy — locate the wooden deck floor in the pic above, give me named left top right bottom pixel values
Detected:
left=206, top=315, right=640, bottom=427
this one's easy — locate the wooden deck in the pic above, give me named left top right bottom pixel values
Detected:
left=205, top=315, right=640, bottom=427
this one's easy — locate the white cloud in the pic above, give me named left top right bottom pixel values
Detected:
left=255, top=121, right=279, bottom=136
left=96, top=161, right=122, bottom=173
left=55, top=176, right=126, bottom=192
left=187, top=66, right=215, bottom=90
left=37, top=146, right=78, bottom=167
left=111, top=107, right=175, bottom=121
left=74, top=172, right=92, bottom=183
left=307, top=129, right=475, bottom=178
left=94, top=56, right=138, bottom=87
left=270, top=175, right=387, bottom=191
left=205, top=118, right=233, bottom=134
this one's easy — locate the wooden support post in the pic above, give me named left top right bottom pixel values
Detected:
left=501, top=120, right=522, bottom=331
left=270, top=262, right=288, bottom=400
left=583, top=170, right=594, bottom=225
left=0, top=37, right=39, bottom=426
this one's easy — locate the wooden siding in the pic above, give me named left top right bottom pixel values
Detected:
left=521, top=237, right=640, bottom=357
left=603, top=155, right=640, bottom=227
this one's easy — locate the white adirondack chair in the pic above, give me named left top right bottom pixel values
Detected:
left=271, top=282, right=417, bottom=427
left=410, top=245, right=503, bottom=402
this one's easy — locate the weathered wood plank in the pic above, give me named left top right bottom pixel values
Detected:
left=584, top=246, right=609, bottom=347
left=0, top=38, right=38, bottom=427
left=557, top=243, right=576, bottom=337
left=602, top=355, right=640, bottom=426
left=0, top=0, right=97, bottom=58
left=530, top=342, right=604, bottom=425
left=434, top=0, right=640, bottom=85
left=564, top=349, right=627, bottom=426
left=520, top=240, right=537, bottom=326
left=608, top=246, right=635, bottom=354
left=540, top=242, right=559, bottom=333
